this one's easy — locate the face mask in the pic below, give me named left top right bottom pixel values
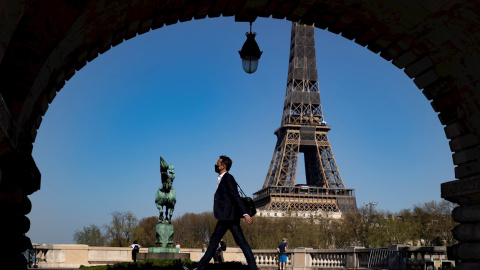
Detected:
left=215, top=164, right=221, bottom=173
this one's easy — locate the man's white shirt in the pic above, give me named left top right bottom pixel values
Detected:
left=217, top=172, right=227, bottom=189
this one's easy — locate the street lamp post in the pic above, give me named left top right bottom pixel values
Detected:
left=364, top=202, right=378, bottom=216
left=238, top=22, right=263, bottom=74
left=394, top=215, right=404, bottom=244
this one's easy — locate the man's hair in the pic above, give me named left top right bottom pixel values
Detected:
left=219, top=155, right=232, bottom=171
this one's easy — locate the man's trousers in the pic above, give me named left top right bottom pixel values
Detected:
left=196, top=219, right=258, bottom=270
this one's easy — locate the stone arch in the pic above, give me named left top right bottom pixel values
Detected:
left=0, top=1, right=479, bottom=268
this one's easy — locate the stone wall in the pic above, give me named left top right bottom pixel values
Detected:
left=35, top=244, right=142, bottom=268
left=32, top=244, right=452, bottom=269
left=34, top=244, right=243, bottom=268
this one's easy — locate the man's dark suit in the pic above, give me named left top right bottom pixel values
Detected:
left=196, top=172, right=258, bottom=270
left=214, top=172, right=247, bottom=220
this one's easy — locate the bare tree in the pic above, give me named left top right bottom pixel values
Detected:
left=104, top=211, right=138, bottom=247
left=172, top=212, right=216, bottom=248
left=73, top=224, right=106, bottom=246
left=132, top=216, right=158, bottom=247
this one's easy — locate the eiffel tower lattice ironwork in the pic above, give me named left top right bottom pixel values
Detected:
left=253, top=22, right=358, bottom=214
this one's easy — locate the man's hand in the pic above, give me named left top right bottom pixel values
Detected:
left=244, top=214, right=253, bottom=225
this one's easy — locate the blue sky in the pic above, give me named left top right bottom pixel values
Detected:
left=28, top=17, right=454, bottom=244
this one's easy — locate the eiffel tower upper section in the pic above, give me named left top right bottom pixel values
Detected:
left=254, top=22, right=357, bottom=213
left=282, top=22, right=324, bottom=127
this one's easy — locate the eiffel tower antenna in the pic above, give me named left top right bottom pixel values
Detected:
left=253, top=22, right=358, bottom=214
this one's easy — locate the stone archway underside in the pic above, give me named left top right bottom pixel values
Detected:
left=0, top=1, right=479, bottom=269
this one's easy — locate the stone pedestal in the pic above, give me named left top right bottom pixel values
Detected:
left=291, top=247, right=312, bottom=270
left=138, top=250, right=190, bottom=261
left=442, top=176, right=480, bottom=270
left=149, top=247, right=179, bottom=253
left=135, top=222, right=190, bottom=262
left=155, top=223, right=174, bottom=248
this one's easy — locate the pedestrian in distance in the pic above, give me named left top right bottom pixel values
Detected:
left=219, top=238, right=227, bottom=262
left=277, top=238, right=288, bottom=270
left=215, top=238, right=227, bottom=263
left=214, top=242, right=222, bottom=263
left=183, top=155, right=258, bottom=270
left=130, top=240, right=141, bottom=263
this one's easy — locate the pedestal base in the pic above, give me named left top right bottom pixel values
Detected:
left=156, top=223, right=175, bottom=248
left=137, top=251, right=190, bottom=261
left=149, top=247, right=179, bottom=253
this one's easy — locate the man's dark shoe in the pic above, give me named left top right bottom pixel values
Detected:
left=183, top=266, right=198, bottom=270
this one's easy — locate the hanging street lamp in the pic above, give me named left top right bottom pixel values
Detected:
left=239, top=22, right=263, bottom=74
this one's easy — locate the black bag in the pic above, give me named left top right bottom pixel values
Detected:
left=237, top=183, right=257, bottom=217
left=133, top=245, right=140, bottom=253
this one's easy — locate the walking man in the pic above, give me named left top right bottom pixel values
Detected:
left=277, top=238, right=288, bottom=270
left=184, top=155, right=258, bottom=270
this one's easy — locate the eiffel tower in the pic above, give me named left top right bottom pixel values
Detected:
left=253, top=22, right=358, bottom=214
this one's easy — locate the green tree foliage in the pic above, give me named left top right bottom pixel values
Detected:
left=345, top=200, right=457, bottom=248
left=410, top=200, right=456, bottom=246
left=104, top=211, right=139, bottom=247
left=132, top=216, right=158, bottom=247
left=73, top=224, right=106, bottom=246
left=75, top=200, right=457, bottom=249
left=169, top=200, right=457, bottom=249
left=330, top=212, right=363, bottom=248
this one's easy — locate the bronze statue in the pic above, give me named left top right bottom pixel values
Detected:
left=155, top=157, right=176, bottom=224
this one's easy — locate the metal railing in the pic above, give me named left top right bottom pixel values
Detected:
left=252, top=246, right=451, bottom=270
left=368, top=246, right=452, bottom=270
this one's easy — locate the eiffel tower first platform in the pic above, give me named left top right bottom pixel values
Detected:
left=253, top=22, right=358, bottom=215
